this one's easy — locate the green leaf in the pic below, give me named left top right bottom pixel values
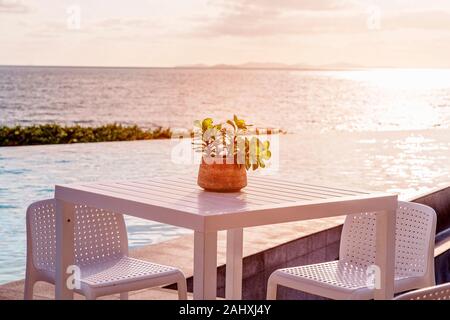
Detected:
left=233, top=115, right=247, bottom=130
left=192, top=115, right=272, bottom=172
left=202, top=118, right=213, bottom=132
left=237, top=121, right=246, bottom=130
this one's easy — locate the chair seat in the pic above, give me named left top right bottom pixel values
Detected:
left=279, top=261, right=370, bottom=290
left=79, top=256, right=181, bottom=288
left=273, top=260, right=411, bottom=299
left=395, top=282, right=450, bottom=300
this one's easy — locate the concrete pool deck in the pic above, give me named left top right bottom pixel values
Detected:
left=0, top=216, right=345, bottom=300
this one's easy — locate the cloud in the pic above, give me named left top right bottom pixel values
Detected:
left=24, top=17, right=159, bottom=39
left=196, top=13, right=363, bottom=37
left=383, top=10, right=450, bottom=31
left=191, top=1, right=450, bottom=38
left=191, top=1, right=364, bottom=38
left=0, top=0, right=30, bottom=13
left=24, top=17, right=166, bottom=45
left=216, top=0, right=355, bottom=12
left=94, top=18, right=157, bottom=30
left=188, top=0, right=364, bottom=37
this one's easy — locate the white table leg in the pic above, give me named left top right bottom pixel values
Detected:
left=193, top=231, right=218, bottom=300
left=226, top=228, right=243, bottom=300
left=374, top=208, right=397, bottom=300
left=55, top=199, right=75, bottom=300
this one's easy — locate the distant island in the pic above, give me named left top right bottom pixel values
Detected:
left=175, top=62, right=366, bottom=71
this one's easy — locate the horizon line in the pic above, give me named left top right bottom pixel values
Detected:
left=1, top=64, right=450, bottom=71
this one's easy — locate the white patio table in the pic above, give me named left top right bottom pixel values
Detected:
left=54, top=176, right=397, bottom=300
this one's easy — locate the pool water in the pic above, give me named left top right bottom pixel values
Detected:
left=1, top=130, right=450, bottom=283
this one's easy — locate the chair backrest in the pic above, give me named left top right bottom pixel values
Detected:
left=26, top=199, right=128, bottom=272
left=340, top=201, right=437, bottom=278
left=394, top=282, right=450, bottom=300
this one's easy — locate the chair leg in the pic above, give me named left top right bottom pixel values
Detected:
left=120, top=292, right=129, bottom=300
left=85, top=291, right=96, bottom=300
left=24, top=275, right=36, bottom=300
left=266, top=277, right=278, bottom=300
left=177, top=276, right=188, bottom=300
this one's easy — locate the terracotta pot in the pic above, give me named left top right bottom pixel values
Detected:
left=197, top=158, right=247, bottom=192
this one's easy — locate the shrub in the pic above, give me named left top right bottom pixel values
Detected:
left=0, top=124, right=174, bottom=146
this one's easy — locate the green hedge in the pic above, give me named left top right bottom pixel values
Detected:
left=0, top=124, right=173, bottom=146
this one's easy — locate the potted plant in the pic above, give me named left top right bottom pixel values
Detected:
left=193, top=115, right=271, bottom=192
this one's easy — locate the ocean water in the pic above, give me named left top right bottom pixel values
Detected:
left=2, top=67, right=450, bottom=132
left=1, top=67, right=450, bottom=284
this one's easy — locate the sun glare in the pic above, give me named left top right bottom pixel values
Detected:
left=338, top=69, right=450, bottom=90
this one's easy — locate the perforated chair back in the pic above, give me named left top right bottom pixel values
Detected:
left=267, top=201, right=437, bottom=300
left=25, top=199, right=187, bottom=300
left=340, top=200, right=436, bottom=279
left=26, top=199, right=128, bottom=273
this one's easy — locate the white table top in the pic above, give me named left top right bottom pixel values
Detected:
left=55, top=176, right=397, bottom=232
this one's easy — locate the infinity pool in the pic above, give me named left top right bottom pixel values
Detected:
left=1, top=130, right=449, bottom=284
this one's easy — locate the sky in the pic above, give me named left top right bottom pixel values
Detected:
left=1, top=0, right=450, bottom=67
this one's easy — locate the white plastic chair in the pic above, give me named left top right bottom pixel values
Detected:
left=395, top=282, right=450, bottom=300
left=267, top=201, right=437, bottom=300
left=24, top=199, right=187, bottom=300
